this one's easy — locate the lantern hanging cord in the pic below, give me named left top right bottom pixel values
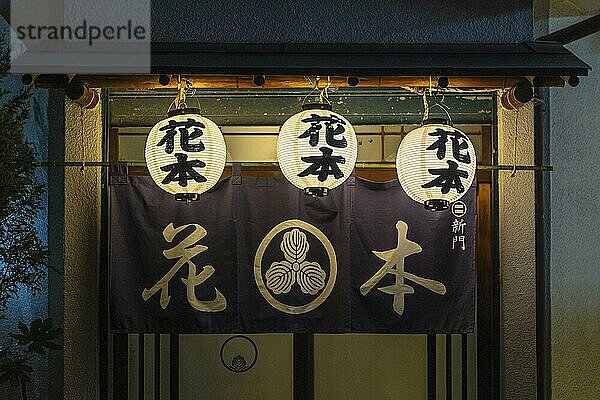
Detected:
left=423, top=92, right=452, bottom=125
left=511, top=109, right=519, bottom=177
left=302, top=76, right=333, bottom=106
left=168, top=76, right=198, bottom=113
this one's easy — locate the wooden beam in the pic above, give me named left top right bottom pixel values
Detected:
left=35, top=74, right=533, bottom=89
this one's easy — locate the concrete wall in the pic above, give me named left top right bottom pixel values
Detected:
left=151, top=0, right=533, bottom=44
left=549, top=6, right=600, bottom=400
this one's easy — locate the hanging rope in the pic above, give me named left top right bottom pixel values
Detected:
left=166, top=76, right=199, bottom=113
left=79, top=105, right=85, bottom=172
left=302, top=76, right=333, bottom=106
left=421, top=84, right=452, bottom=124
left=511, top=108, right=519, bottom=177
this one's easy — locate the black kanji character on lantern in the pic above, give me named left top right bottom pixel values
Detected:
left=298, top=146, right=346, bottom=182
left=422, top=160, right=468, bottom=194
left=157, top=118, right=206, bottom=154
left=426, top=128, right=471, bottom=164
left=299, top=114, right=347, bottom=148
left=160, top=153, right=207, bottom=187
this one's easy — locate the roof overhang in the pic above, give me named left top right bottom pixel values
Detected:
left=150, top=42, right=590, bottom=77
left=28, top=41, right=590, bottom=90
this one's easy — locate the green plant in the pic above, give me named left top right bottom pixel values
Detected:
left=0, top=318, right=61, bottom=400
left=0, top=34, right=47, bottom=314
left=0, top=32, right=57, bottom=400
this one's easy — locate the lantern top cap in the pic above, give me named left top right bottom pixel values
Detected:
left=302, top=103, right=333, bottom=111
left=421, top=118, right=452, bottom=126
left=167, top=107, right=202, bottom=117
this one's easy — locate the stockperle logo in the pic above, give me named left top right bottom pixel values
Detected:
left=9, top=0, right=151, bottom=73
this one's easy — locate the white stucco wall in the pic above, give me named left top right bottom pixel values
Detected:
left=497, top=103, right=537, bottom=400
left=549, top=13, right=600, bottom=400
left=63, top=97, right=102, bottom=400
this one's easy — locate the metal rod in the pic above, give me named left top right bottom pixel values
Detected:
left=446, top=334, right=453, bottom=400
left=537, top=14, right=600, bottom=45
left=427, top=334, right=437, bottom=400
left=138, top=334, right=145, bottom=400
left=34, top=161, right=553, bottom=171
left=461, top=334, right=468, bottom=400
left=154, top=333, right=160, bottom=400
left=169, top=334, right=179, bottom=400
left=534, top=87, right=552, bottom=400
left=293, top=333, right=314, bottom=400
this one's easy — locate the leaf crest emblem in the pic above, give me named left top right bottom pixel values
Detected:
left=265, top=229, right=326, bottom=295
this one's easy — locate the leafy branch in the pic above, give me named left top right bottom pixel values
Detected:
left=0, top=30, right=57, bottom=400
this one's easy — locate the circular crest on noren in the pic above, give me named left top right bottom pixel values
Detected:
left=145, top=109, right=226, bottom=199
left=277, top=106, right=357, bottom=196
left=396, top=122, right=476, bottom=211
left=220, top=335, right=258, bottom=373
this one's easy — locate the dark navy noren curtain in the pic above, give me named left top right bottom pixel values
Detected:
left=110, top=171, right=475, bottom=334
left=110, top=176, right=238, bottom=333
left=350, top=178, right=475, bottom=333
left=236, top=176, right=350, bottom=332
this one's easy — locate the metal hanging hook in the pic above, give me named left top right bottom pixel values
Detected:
left=302, top=76, right=332, bottom=106
left=422, top=83, right=453, bottom=125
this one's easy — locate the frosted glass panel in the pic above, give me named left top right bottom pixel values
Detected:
left=314, top=334, right=427, bottom=400
left=179, top=334, right=293, bottom=400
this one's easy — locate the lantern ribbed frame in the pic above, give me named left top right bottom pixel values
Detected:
left=145, top=110, right=226, bottom=198
left=396, top=122, right=476, bottom=208
left=277, top=106, right=358, bottom=194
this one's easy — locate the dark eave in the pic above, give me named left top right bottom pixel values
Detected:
left=150, top=42, right=591, bottom=77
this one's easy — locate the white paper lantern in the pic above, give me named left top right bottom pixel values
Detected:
left=396, top=119, right=477, bottom=211
left=277, top=104, right=358, bottom=196
left=145, top=108, right=226, bottom=201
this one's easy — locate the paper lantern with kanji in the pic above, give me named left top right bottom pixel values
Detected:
left=396, top=119, right=477, bottom=211
left=145, top=108, right=226, bottom=201
left=277, top=104, right=358, bottom=196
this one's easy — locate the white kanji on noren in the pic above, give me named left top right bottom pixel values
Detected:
left=360, top=220, right=446, bottom=315
left=142, top=223, right=226, bottom=312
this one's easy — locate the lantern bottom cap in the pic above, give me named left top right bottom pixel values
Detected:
left=175, top=193, right=200, bottom=203
left=424, top=199, right=449, bottom=211
left=304, top=187, right=329, bottom=197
